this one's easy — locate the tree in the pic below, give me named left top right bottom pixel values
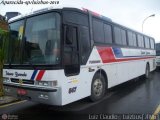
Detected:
left=0, top=15, right=9, bottom=96
left=0, top=28, right=9, bottom=96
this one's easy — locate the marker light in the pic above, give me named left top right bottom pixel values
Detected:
left=82, top=8, right=112, bottom=21
left=3, top=78, right=10, bottom=83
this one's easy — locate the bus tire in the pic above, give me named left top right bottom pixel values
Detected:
left=145, top=64, right=150, bottom=79
left=90, top=73, right=106, bottom=102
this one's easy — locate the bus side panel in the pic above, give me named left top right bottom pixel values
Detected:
left=116, top=60, right=146, bottom=84
left=149, top=58, right=156, bottom=71
left=101, top=60, right=145, bottom=88
left=61, top=67, right=96, bottom=105
left=96, top=47, right=156, bottom=88
left=103, top=59, right=155, bottom=89
left=101, top=64, right=118, bottom=88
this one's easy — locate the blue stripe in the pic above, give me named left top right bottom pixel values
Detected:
left=31, top=70, right=38, bottom=80
left=112, top=47, right=123, bottom=58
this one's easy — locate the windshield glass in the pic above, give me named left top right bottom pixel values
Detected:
left=24, top=12, right=60, bottom=65
left=8, top=20, right=24, bottom=64
left=6, top=12, right=61, bottom=65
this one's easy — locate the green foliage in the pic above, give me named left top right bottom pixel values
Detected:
left=0, top=30, right=9, bottom=96
left=0, top=31, right=9, bottom=62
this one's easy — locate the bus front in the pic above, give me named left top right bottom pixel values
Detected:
left=2, top=11, right=63, bottom=105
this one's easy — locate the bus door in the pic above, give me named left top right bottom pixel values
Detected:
left=63, top=25, right=80, bottom=76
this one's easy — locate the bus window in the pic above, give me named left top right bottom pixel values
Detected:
left=132, top=33, right=137, bottom=46
left=128, top=31, right=133, bottom=46
left=114, top=27, right=126, bottom=45
left=144, top=37, right=150, bottom=48
left=137, top=34, right=144, bottom=48
left=93, top=18, right=104, bottom=43
left=128, top=31, right=137, bottom=47
left=121, top=29, right=127, bottom=45
left=114, top=27, right=121, bottom=45
left=150, top=38, right=155, bottom=49
left=104, top=24, right=112, bottom=44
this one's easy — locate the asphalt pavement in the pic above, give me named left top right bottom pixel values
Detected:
left=0, top=69, right=160, bottom=120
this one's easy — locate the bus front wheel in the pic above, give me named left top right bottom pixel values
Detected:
left=90, top=73, right=106, bottom=102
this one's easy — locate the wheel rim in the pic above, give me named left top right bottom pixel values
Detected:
left=93, top=78, right=103, bottom=97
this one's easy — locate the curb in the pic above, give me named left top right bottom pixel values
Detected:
left=0, top=99, right=21, bottom=107
left=0, top=98, right=21, bottom=106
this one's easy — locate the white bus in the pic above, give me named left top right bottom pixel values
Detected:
left=3, top=7, right=156, bottom=106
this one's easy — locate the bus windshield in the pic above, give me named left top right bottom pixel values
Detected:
left=7, top=12, right=61, bottom=65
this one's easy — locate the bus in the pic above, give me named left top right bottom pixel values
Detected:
left=3, top=7, right=156, bottom=106
left=156, top=43, right=160, bottom=68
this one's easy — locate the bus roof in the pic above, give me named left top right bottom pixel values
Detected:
left=8, top=7, right=154, bottom=40
left=9, top=7, right=112, bottom=22
left=9, top=6, right=63, bottom=22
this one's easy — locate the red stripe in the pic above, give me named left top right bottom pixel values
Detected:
left=97, top=47, right=116, bottom=63
left=116, top=57, right=155, bottom=62
left=97, top=47, right=155, bottom=63
left=36, top=70, right=45, bottom=81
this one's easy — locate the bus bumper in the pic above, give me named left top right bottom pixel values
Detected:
left=3, top=83, right=62, bottom=106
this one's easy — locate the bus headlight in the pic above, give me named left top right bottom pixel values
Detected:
left=35, top=81, right=58, bottom=87
left=3, top=78, right=10, bottom=83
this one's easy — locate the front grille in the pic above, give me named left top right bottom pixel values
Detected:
left=11, top=79, right=34, bottom=85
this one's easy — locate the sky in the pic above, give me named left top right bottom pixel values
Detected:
left=0, top=0, right=160, bottom=43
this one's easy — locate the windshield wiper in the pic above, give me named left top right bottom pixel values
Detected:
left=28, top=60, right=36, bottom=69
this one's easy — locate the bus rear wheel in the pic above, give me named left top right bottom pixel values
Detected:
left=145, top=64, right=150, bottom=79
left=90, top=73, right=106, bottom=102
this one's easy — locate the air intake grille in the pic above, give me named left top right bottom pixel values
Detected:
left=11, top=79, right=34, bottom=85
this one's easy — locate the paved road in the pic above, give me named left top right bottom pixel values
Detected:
left=0, top=70, right=160, bottom=120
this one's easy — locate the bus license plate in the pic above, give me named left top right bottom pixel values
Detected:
left=17, top=89, right=27, bottom=95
